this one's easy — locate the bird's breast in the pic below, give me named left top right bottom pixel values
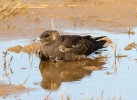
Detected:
left=41, top=44, right=61, bottom=56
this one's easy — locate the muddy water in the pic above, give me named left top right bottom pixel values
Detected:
left=0, top=28, right=137, bottom=100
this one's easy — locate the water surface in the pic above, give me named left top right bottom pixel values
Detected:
left=0, top=28, right=137, bottom=100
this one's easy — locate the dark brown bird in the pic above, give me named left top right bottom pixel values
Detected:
left=33, top=30, right=107, bottom=61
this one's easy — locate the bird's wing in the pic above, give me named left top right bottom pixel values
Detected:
left=59, top=35, right=94, bottom=55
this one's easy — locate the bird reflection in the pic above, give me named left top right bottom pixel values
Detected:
left=39, top=58, right=106, bottom=90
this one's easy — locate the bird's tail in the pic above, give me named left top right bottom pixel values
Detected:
left=92, top=36, right=106, bottom=40
left=93, top=36, right=107, bottom=51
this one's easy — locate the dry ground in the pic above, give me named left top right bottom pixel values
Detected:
left=0, top=0, right=137, bottom=40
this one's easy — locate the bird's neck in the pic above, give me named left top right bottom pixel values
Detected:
left=42, top=39, right=62, bottom=46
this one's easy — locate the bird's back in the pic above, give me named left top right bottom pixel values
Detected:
left=60, top=35, right=106, bottom=56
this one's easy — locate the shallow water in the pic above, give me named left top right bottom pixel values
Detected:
left=0, top=28, right=137, bottom=100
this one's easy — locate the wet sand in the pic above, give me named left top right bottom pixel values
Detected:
left=0, top=81, right=35, bottom=98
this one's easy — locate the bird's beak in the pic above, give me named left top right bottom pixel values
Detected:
left=33, top=37, right=41, bottom=42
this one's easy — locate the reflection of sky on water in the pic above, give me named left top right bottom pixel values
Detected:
left=0, top=28, right=137, bottom=100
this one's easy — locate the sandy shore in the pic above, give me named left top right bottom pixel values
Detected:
left=0, top=0, right=137, bottom=39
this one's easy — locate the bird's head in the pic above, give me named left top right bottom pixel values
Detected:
left=33, top=30, right=61, bottom=44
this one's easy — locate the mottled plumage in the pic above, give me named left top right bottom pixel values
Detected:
left=33, top=30, right=107, bottom=61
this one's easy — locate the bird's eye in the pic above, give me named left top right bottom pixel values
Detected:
left=45, top=34, right=49, bottom=37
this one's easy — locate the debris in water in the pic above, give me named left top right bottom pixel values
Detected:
left=21, top=43, right=40, bottom=54
left=20, top=67, right=27, bottom=70
left=106, top=71, right=112, bottom=75
left=16, top=84, right=26, bottom=90
left=7, top=43, right=41, bottom=54
left=124, top=42, right=136, bottom=50
left=82, top=66, right=101, bottom=71
left=8, top=45, right=21, bottom=53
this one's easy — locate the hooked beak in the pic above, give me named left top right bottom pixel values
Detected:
left=33, top=37, right=41, bottom=42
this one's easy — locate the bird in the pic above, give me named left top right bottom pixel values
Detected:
left=33, top=30, right=107, bottom=62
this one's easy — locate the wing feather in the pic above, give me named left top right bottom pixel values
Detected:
left=59, top=35, right=94, bottom=55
